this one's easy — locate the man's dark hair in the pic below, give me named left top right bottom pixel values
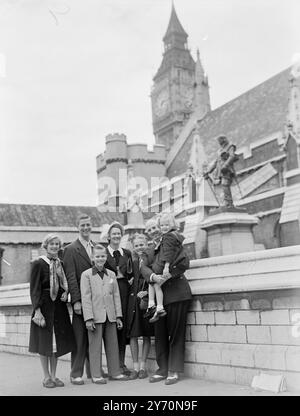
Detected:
left=76, top=214, right=91, bottom=226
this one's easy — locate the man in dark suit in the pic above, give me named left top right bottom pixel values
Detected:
left=63, top=214, right=95, bottom=385
left=141, top=218, right=192, bottom=385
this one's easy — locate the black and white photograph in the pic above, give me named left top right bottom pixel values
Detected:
left=0, top=0, right=300, bottom=400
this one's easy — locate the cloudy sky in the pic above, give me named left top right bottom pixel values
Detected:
left=0, top=0, right=299, bottom=206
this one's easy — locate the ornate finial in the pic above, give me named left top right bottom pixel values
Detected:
left=197, top=48, right=200, bottom=61
left=185, top=162, right=196, bottom=182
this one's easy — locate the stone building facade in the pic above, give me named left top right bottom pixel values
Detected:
left=96, top=4, right=300, bottom=250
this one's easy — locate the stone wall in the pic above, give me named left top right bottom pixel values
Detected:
left=1, top=245, right=300, bottom=391
left=185, top=290, right=300, bottom=391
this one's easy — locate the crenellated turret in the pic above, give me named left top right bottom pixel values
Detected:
left=96, top=134, right=166, bottom=212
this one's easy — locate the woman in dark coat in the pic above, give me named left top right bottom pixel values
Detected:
left=127, top=234, right=154, bottom=380
left=29, top=233, right=74, bottom=388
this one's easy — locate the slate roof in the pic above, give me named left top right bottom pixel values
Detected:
left=167, top=67, right=291, bottom=178
left=0, top=204, right=125, bottom=228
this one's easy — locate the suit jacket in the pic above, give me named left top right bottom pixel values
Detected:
left=80, top=267, right=122, bottom=324
left=62, top=239, right=93, bottom=305
left=140, top=247, right=192, bottom=306
left=105, top=247, right=133, bottom=280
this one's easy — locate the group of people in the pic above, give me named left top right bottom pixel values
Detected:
left=29, top=212, right=192, bottom=388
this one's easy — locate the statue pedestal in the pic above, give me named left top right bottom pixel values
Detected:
left=200, top=208, right=259, bottom=257
left=183, top=208, right=209, bottom=259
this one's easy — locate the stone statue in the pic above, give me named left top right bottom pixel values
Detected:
left=203, top=135, right=239, bottom=207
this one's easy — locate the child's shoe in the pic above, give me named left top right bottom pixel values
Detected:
left=149, top=308, right=167, bottom=324
left=143, top=305, right=156, bottom=318
left=158, top=308, right=167, bottom=317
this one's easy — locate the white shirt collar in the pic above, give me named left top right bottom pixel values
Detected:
left=79, top=236, right=93, bottom=248
left=107, top=245, right=124, bottom=257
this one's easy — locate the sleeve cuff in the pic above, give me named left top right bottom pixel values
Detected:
left=150, top=273, right=155, bottom=283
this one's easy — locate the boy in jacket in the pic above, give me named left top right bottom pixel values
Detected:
left=80, top=244, right=129, bottom=383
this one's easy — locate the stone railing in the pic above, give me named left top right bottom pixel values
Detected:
left=1, top=245, right=300, bottom=391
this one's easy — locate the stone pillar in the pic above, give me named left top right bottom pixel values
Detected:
left=200, top=207, right=259, bottom=257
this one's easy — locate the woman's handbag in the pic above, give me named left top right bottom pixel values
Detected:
left=32, top=311, right=46, bottom=328
left=139, top=295, right=149, bottom=311
left=138, top=280, right=149, bottom=311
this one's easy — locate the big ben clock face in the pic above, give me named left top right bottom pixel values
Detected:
left=154, top=89, right=170, bottom=117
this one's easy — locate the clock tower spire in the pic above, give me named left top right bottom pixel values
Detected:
left=151, top=3, right=196, bottom=151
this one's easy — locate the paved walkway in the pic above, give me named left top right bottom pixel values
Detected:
left=0, top=352, right=295, bottom=396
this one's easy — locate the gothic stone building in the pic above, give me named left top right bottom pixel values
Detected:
left=1, top=5, right=299, bottom=286
left=96, top=4, right=300, bottom=251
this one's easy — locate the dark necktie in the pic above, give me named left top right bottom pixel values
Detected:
left=97, top=270, right=105, bottom=279
left=113, top=250, right=121, bottom=267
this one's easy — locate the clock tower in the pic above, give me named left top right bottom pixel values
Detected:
left=151, top=4, right=196, bottom=151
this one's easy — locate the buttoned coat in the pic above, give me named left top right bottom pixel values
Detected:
left=105, top=247, right=133, bottom=279
left=126, top=256, right=154, bottom=338
left=80, top=267, right=122, bottom=324
left=63, top=239, right=93, bottom=305
left=140, top=247, right=192, bottom=306
left=29, top=258, right=75, bottom=357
